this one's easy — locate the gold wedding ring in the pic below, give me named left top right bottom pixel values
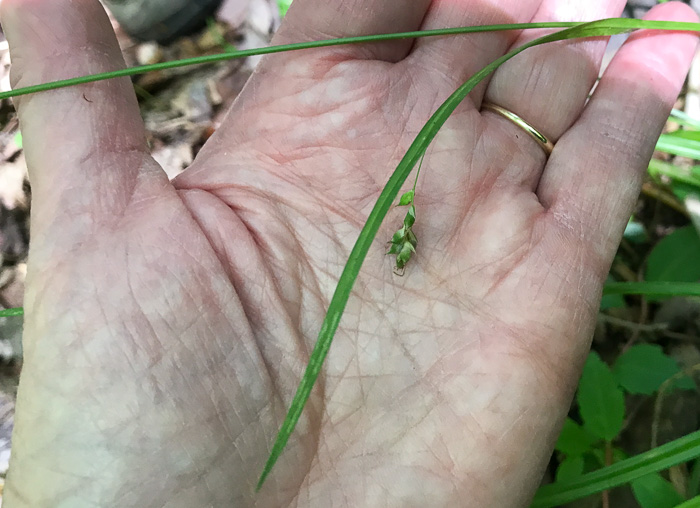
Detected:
left=482, top=102, right=554, bottom=157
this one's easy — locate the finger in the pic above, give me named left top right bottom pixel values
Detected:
left=538, top=2, right=699, bottom=270
left=408, top=0, right=541, bottom=95
left=1, top=0, right=164, bottom=240
left=479, top=0, right=626, bottom=188
left=273, top=0, right=432, bottom=62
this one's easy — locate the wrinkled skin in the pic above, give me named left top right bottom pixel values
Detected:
left=2, top=0, right=697, bottom=506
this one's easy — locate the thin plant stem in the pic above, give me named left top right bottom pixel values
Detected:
left=412, top=152, right=426, bottom=195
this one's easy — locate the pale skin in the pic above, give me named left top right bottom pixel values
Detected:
left=2, top=0, right=698, bottom=506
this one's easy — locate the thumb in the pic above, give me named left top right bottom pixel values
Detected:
left=1, top=0, right=165, bottom=246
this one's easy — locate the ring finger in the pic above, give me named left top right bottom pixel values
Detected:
left=480, top=0, right=627, bottom=189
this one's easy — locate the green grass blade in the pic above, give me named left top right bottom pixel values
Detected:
left=256, top=17, right=699, bottom=490
left=675, top=495, right=700, bottom=508
left=0, top=307, right=24, bottom=318
left=4, top=18, right=698, bottom=102
left=603, top=281, right=700, bottom=297
left=670, top=108, right=700, bottom=130
left=0, top=22, right=582, bottom=101
left=648, top=159, right=700, bottom=190
left=656, top=132, right=700, bottom=159
left=531, top=430, right=700, bottom=507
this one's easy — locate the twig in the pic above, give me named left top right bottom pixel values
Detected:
left=652, top=363, right=700, bottom=448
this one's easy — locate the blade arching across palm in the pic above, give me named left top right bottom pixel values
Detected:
left=2, top=0, right=697, bottom=506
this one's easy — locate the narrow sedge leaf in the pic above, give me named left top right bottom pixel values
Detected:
left=532, top=430, right=700, bottom=507
left=398, top=190, right=414, bottom=206
left=0, top=308, right=23, bottom=318
left=256, top=17, right=688, bottom=489
left=603, top=281, right=700, bottom=297
left=590, top=446, right=629, bottom=468
left=691, top=458, right=700, bottom=498
left=0, top=22, right=589, bottom=101
left=670, top=108, right=700, bottom=130
left=2, top=19, right=699, bottom=103
left=648, top=159, right=700, bottom=191
left=277, top=0, right=293, bottom=17
left=674, top=495, right=700, bottom=508
left=657, top=132, right=700, bottom=159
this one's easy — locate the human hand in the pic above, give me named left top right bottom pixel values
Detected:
left=2, top=0, right=697, bottom=506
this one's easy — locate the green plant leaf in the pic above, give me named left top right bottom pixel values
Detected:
left=613, top=344, right=682, bottom=395
left=555, top=418, right=599, bottom=457
left=631, top=473, right=685, bottom=508
left=578, top=352, right=624, bottom=441
left=532, top=430, right=700, bottom=508
left=645, top=227, right=700, bottom=300
left=556, top=456, right=585, bottom=483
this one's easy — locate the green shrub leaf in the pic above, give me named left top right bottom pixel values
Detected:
left=631, top=473, right=685, bottom=508
left=556, top=456, right=585, bottom=483
left=578, top=352, right=625, bottom=441
left=600, top=276, right=626, bottom=310
left=613, top=344, right=681, bottom=395
left=645, top=226, right=700, bottom=301
left=555, top=418, right=599, bottom=456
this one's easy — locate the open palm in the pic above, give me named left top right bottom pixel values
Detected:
left=3, top=0, right=697, bottom=506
